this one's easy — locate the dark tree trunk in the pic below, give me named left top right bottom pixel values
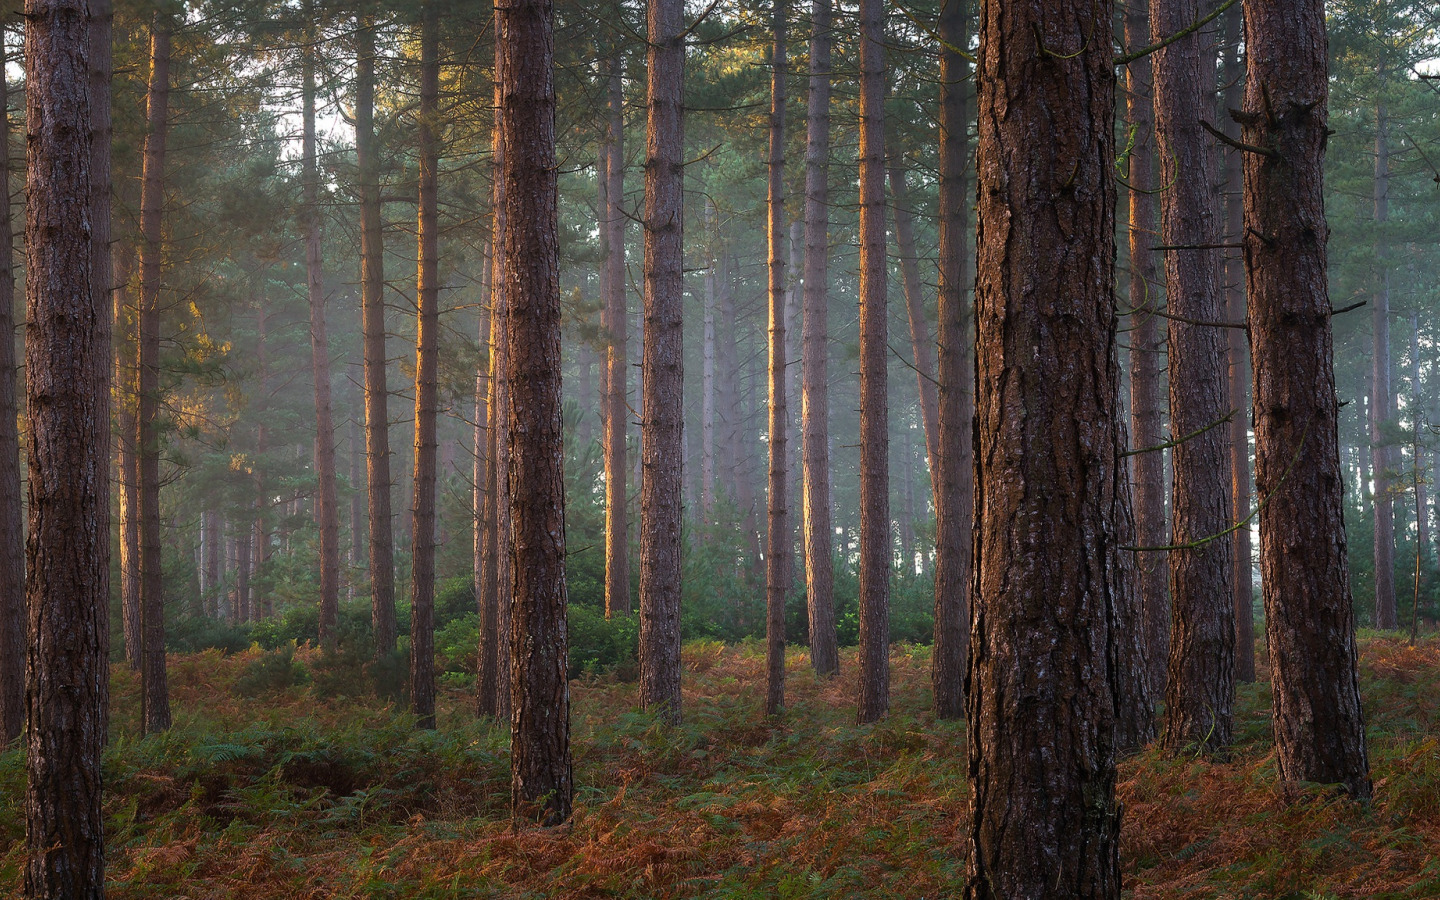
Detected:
left=602, top=54, right=629, bottom=617
left=1125, top=0, right=1170, bottom=699
left=498, top=0, right=573, bottom=824
left=137, top=15, right=172, bottom=735
left=639, top=0, right=685, bottom=724
left=357, top=16, right=397, bottom=657
left=0, top=24, right=23, bottom=746
left=303, top=16, right=341, bottom=652
left=801, top=0, right=837, bottom=675
left=764, top=0, right=790, bottom=718
left=1153, top=0, right=1234, bottom=754
left=855, top=0, right=890, bottom=725
left=931, top=0, right=972, bottom=719
left=965, top=0, right=1123, bottom=890
left=1372, top=95, right=1396, bottom=631
left=1241, top=0, right=1371, bottom=799
left=1221, top=2, right=1255, bottom=684
left=24, top=0, right=110, bottom=890
left=410, top=0, right=440, bottom=730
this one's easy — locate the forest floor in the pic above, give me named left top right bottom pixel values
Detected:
left=2, top=635, right=1439, bottom=898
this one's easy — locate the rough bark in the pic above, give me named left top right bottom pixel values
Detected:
left=639, top=0, right=685, bottom=724
left=1221, top=0, right=1255, bottom=685
left=931, top=0, right=972, bottom=718
left=888, top=165, right=939, bottom=505
left=499, top=0, right=573, bottom=823
left=357, top=16, right=397, bottom=658
left=115, top=241, right=141, bottom=667
left=1125, top=0, right=1170, bottom=699
left=1372, top=93, right=1396, bottom=631
left=303, top=19, right=340, bottom=652
left=855, top=0, right=889, bottom=725
left=24, top=0, right=110, bottom=889
left=410, top=0, right=439, bottom=729
left=765, top=0, right=790, bottom=717
left=0, top=24, right=23, bottom=745
left=602, top=54, right=629, bottom=617
left=475, top=241, right=497, bottom=718
left=1241, top=0, right=1372, bottom=800
left=489, top=84, right=515, bottom=726
left=965, top=0, right=1123, bottom=890
left=1154, top=0, right=1234, bottom=754
left=137, top=15, right=172, bottom=735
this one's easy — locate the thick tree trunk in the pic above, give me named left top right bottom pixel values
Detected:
left=137, top=15, right=172, bottom=735
left=303, top=20, right=340, bottom=652
left=855, top=0, right=889, bottom=725
left=1125, top=0, right=1170, bottom=699
left=1153, top=0, right=1234, bottom=754
left=1241, top=0, right=1371, bottom=799
left=357, top=16, right=397, bottom=657
left=488, top=87, right=515, bottom=726
left=764, top=0, right=790, bottom=717
left=966, top=0, right=1124, bottom=889
left=1372, top=95, right=1396, bottom=631
left=0, top=27, right=22, bottom=745
left=24, top=0, right=111, bottom=889
left=1221, top=0, right=1255, bottom=685
left=410, top=1, right=440, bottom=730
left=498, top=0, right=573, bottom=823
left=931, top=0, right=972, bottom=718
left=888, top=166, right=939, bottom=505
left=602, top=54, right=629, bottom=617
left=639, top=0, right=685, bottom=724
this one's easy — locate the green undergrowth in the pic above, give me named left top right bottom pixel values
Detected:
left=1, top=637, right=1439, bottom=897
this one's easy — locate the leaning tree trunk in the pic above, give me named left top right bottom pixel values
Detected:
left=1241, top=0, right=1372, bottom=800
left=931, top=0, right=972, bottom=719
left=137, top=14, right=172, bottom=735
left=303, top=19, right=341, bottom=652
left=1372, top=91, right=1396, bottom=631
left=1125, top=0, right=1170, bottom=699
left=1153, top=0, right=1234, bottom=755
left=498, top=0, right=573, bottom=824
left=0, top=24, right=23, bottom=746
left=1221, top=1, right=1255, bottom=684
left=24, top=0, right=111, bottom=889
left=602, top=53, right=629, bottom=617
left=855, top=0, right=889, bottom=724
left=800, top=0, right=839, bottom=671
left=357, top=16, right=397, bottom=658
left=964, top=0, right=1123, bottom=891
left=410, top=0, right=440, bottom=730
left=639, top=0, right=685, bottom=724
left=764, top=0, right=790, bottom=718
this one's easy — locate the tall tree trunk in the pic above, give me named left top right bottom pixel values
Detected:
left=410, top=0, right=440, bottom=730
left=1125, top=0, right=1169, bottom=699
left=490, top=85, right=515, bottom=726
left=764, top=0, right=790, bottom=717
left=0, top=24, right=22, bottom=745
left=1241, top=0, right=1371, bottom=799
left=602, top=53, right=629, bottom=617
left=1412, top=311, right=1428, bottom=560
left=475, top=241, right=498, bottom=717
left=856, top=0, right=889, bottom=725
left=1154, top=0, right=1234, bottom=754
left=357, top=16, right=397, bottom=657
left=639, top=0, right=685, bottom=724
left=498, top=0, right=573, bottom=823
left=1372, top=92, right=1396, bottom=630
left=965, top=0, right=1123, bottom=889
left=888, top=166, right=939, bottom=505
left=350, top=413, right=364, bottom=569
left=931, top=0, right=972, bottom=718
left=115, top=243, right=141, bottom=667
left=24, top=0, right=111, bottom=888
left=303, top=16, right=340, bottom=651
left=137, top=14, right=172, bottom=735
